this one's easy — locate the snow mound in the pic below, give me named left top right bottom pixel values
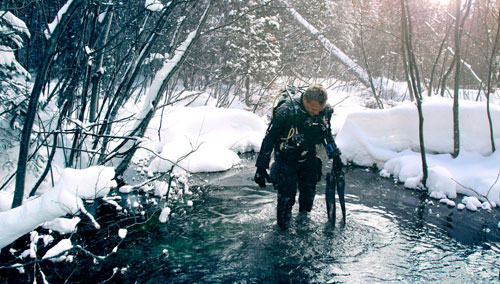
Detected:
left=427, top=166, right=457, bottom=199
left=145, top=106, right=266, bottom=173
left=337, top=97, right=500, bottom=206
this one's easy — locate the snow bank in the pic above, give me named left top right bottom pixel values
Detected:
left=337, top=97, right=500, bottom=205
left=145, top=106, right=266, bottom=173
left=0, top=166, right=116, bottom=250
left=337, top=97, right=500, bottom=167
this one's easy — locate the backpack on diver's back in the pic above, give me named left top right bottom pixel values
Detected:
left=271, top=85, right=308, bottom=118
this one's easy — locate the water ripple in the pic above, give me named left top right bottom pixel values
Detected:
left=122, top=167, right=500, bottom=284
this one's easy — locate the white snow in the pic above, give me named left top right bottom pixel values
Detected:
left=145, top=0, right=165, bottom=12
left=44, top=0, right=74, bottom=39
left=336, top=96, right=500, bottom=206
left=159, top=207, right=171, bottom=223
left=0, top=166, right=116, bottom=249
left=118, top=228, right=127, bottom=239
left=1, top=11, right=30, bottom=37
left=462, top=196, right=482, bottom=211
left=42, top=239, right=72, bottom=261
left=42, top=217, right=81, bottom=235
left=144, top=106, right=266, bottom=173
left=0, top=11, right=30, bottom=78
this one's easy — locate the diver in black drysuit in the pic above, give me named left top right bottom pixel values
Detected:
left=254, top=85, right=342, bottom=230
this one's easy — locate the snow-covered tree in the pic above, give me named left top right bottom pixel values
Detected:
left=0, top=11, right=30, bottom=129
left=179, top=0, right=281, bottom=108
left=228, top=0, right=281, bottom=105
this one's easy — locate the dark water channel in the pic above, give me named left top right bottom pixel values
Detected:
left=118, top=157, right=500, bottom=283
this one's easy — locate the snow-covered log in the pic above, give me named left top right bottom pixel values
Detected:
left=0, top=166, right=116, bottom=250
left=277, top=0, right=382, bottom=92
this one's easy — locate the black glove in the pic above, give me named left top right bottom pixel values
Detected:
left=331, top=148, right=343, bottom=173
left=254, top=167, right=271, bottom=188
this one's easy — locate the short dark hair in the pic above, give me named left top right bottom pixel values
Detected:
left=304, top=84, right=328, bottom=105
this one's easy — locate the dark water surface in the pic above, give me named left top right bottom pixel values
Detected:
left=118, top=158, right=500, bottom=284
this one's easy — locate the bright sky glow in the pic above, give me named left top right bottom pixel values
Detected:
left=429, top=0, right=451, bottom=6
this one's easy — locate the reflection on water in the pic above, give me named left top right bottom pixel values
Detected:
left=119, top=166, right=500, bottom=284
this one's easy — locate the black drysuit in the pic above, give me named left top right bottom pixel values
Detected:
left=255, top=95, right=337, bottom=228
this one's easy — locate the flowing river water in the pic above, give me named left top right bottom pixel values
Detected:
left=114, top=156, right=500, bottom=283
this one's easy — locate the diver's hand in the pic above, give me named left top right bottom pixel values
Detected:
left=254, top=167, right=271, bottom=188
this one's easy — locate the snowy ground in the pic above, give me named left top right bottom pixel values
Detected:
left=0, top=82, right=499, bottom=258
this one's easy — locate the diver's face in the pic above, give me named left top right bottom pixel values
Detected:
left=303, top=98, right=325, bottom=116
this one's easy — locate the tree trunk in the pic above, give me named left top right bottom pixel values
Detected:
left=485, top=5, right=500, bottom=153
left=12, top=0, right=84, bottom=208
left=452, top=0, right=462, bottom=158
left=428, top=24, right=452, bottom=96
left=359, top=19, right=384, bottom=109
left=90, top=4, right=114, bottom=123
left=401, top=0, right=428, bottom=186
left=451, top=0, right=473, bottom=157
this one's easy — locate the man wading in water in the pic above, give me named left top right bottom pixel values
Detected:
left=254, top=84, right=342, bottom=230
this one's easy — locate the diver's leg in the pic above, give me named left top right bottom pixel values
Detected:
left=275, top=161, right=298, bottom=229
left=297, top=158, right=319, bottom=213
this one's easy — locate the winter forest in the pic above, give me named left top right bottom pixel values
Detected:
left=1, top=0, right=500, bottom=283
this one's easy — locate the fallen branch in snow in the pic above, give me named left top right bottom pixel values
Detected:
left=331, top=93, right=351, bottom=108
left=75, top=243, right=118, bottom=262
left=0, top=166, right=116, bottom=250
left=0, top=196, right=162, bottom=277
left=0, top=239, right=83, bottom=270
left=487, top=172, right=500, bottom=200
left=452, top=172, right=500, bottom=218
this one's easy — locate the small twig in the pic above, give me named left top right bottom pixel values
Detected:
left=331, top=94, right=351, bottom=108
left=0, top=245, right=77, bottom=270
left=125, top=172, right=170, bottom=191
left=486, top=172, right=500, bottom=199
left=33, top=129, right=139, bottom=140
left=76, top=243, right=114, bottom=261
left=135, top=145, right=209, bottom=184
left=452, top=174, right=500, bottom=219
